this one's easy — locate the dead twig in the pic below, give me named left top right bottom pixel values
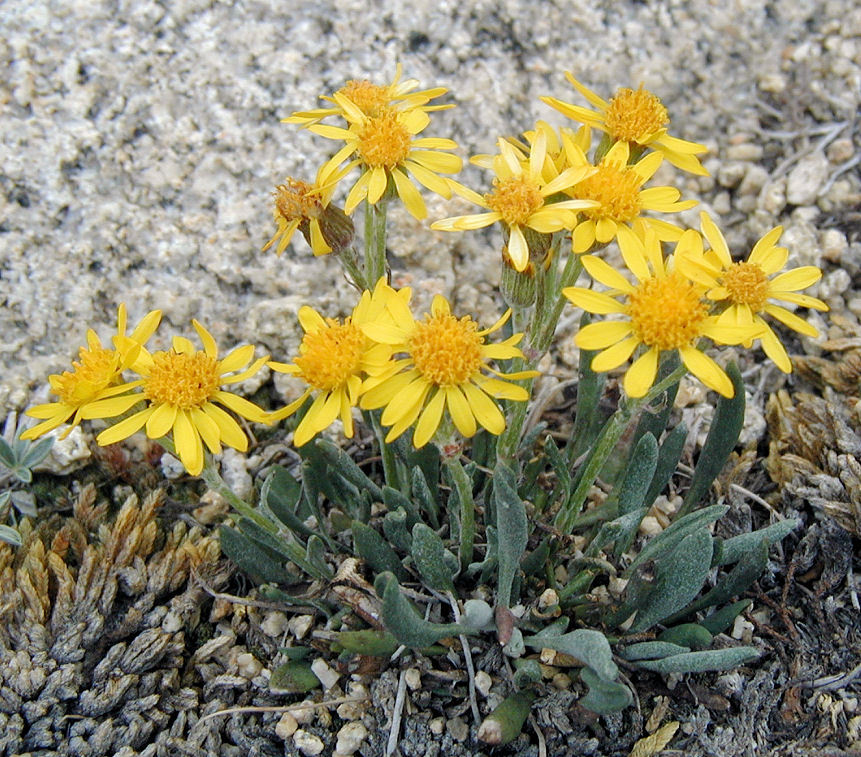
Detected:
left=386, top=667, right=409, bottom=757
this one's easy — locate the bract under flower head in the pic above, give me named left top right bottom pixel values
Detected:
left=22, top=305, right=161, bottom=441
left=431, top=129, right=598, bottom=271
left=676, top=212, right=829, bottom=372
left=541, top=73, right=709, bottom=176
left=563, top=136, right=697, bottom=253
left=359, top=290, right=536, bottom=448
left=564, top=227, right=759, bottom=398
left=86, top=321, right=269, bottom=476
left=268, top=279, right=395, bottom=446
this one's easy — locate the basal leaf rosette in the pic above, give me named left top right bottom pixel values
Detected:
left=310, top=97, right=462, bottom=220
left=562, top=135, right=697, bottom=254
left=283, top=63, right=451, bottom=128
left=676, top=212, right=829, bottom=373
left=267, top=279, right=396, bottom=447
left=564, top=227, right=759, bottom=398
left=359, top=289, right=537, bottom=448
left=85, top=321, right=269, bottom=476
left=431, top=129, right=598, bottom=271
left=541, top=72, right=709, bottom=176
left=22, top=304, right=161, bottom=441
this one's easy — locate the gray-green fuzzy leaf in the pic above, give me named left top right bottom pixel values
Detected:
left=316, top=438, right=383, bottom=502
left=644, top=422, right=687, bottom=508
left=494, top=462, right=528, bottom=608
left=579, top=667, right=633, bottom=714
left=632, top=646, right=761, bottom=674
left=411, top=523, right=456, bottom=592
left=379, top=572, right=467, bottom=648
left=617, top=641, right=690, bottom=661
left=617, top=433, right=659, bottom=516
left=716, top=519, right=798, bottom=566
left=523, top=629, right=617, bottom=681
left=352, top=521, right=407, bottom=580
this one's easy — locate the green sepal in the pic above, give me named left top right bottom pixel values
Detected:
left=352, top=521, right=408, bottom=580
left=632, top=646, right=761, bottom=674
left=681, top=362, right=744, bottom=515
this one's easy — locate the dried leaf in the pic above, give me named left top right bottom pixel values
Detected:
left=628, top=720, right=680, bottom=757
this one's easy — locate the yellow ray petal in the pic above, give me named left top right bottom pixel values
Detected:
left=446, top=385, right=477, bottom=437
left=679, top=346, right=733, bottom=397
left=591, top=336, right=640, bottom=372
left=146, top=402, right=178, bottom=439
left=623, top=347, right=659, bottom=397
left=174, top=409, right=204, bottom=475
left=97, top=407, right=154, bottom=446
left=576, top=320, right=634, bottom=350
left=462, top=382, right=505, bottom=435
left=413, top=388, right=446, bottom=448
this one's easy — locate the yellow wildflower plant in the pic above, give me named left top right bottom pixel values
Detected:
left=564, top=227, right=760, bottom=398
left=283, top=63, right=451, bottom=128
left=676, top=212, right=829, bottom=372
left=22, top=304, right=161, bottom=441
left=267, top=280, right=396, bottom=447
left=262, top=162, right=353, bottom=257
left=541, top=73, right=709, bottom=176
left=359, top=290, right=536, bottom=448
left=310, top=99, right=462, bottom=220
left=431, top=130, right=599, bottom=271
left=564, top=136, right=697, bottom=253
left=87, top=321, right=269, bottom=476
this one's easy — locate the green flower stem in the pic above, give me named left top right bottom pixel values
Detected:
left=554, top=362, right=688, bottom=533
left=444, top=455, right=475, bottom=570
left=338, top=245, right=369, bottom=291
left=533, top=253, right=583, bottom=354
left=495, top=304, right=536, bottom=463
left=364, top=200, right=388, bottom=285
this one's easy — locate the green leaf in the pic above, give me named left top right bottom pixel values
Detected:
left=478, top=690, right=536, bottom=745
left=261, top=467, right=315, bottom=537
left=633, top=352, right=681, bottom=446
left=664, top=538, right=769, bottom=625
left=378, top=572, right=467, bottom=648
left=383, top=508, right=412, bottom=552
left=681, top=362, right=744, bottom=515
left=305, top=535, right=333, bottom=579
left=544, top=435, right=571, bottom=505
left=658, top=623, right=713, bottom=650
left=411, top=468, right=439, bottom=528
left=624, top=504, right=728, bottom=578
left=411, top=523, right=456, bottom=593
left=617, top=433, right=659, bottom=516
left=716, top=519, right=798, bottom=566
left=383, top=486, right=421, bottom=529
left=512, top=659, right=543, bottom=688
left=316, top=438, right=383, bottom=501
left=494, top=462, right=528, bottom=608
left=269, top=661, right=321, bottom=693
left=644, top=422, right=687, bottom=508
left=632, top=646, right=761, bottom=674
left=12, top=467, right=32, bottom=484
left=218, top=526, right=296, bottom=585
left=0, top=524, right=22, bottom=547
left=700, top=599, right=753, bottom=635
left=579, top=667, right=633, bottom=714
left=0, top=438, right=16, bottom=469
left=586, top=508, right=648, bottom=558
left=569, top=312, right=607, bottom=461
left=352, top=521, right=407, bottom=580
left=523, top=629, right=617, bottom=681
left=520, top=539, right=551, bottom=576
left=333, top=629, right=400, bottom=656
left=617, top=641, right=690, bottom=661
left=17, top=436, right=54, bottom=470
left=629, top=529, right=714, bottom=632
left=461, top=599, right=495, bottom=631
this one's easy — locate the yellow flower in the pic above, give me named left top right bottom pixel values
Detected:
left=268, top=279, right=395, bottom=447
left=676, top=213, right=829, bottom=372
left=359, top=291, right=535, bottom=448
left=431, top=130, right=598, bottom=271
left=564, top=227, right=759, bottom=398
left=283, top=63, right=451, bottom=128
left=541, top=73, right=709, bottom=176
left=22, top=305, right=161, bottom=440
left=262, top=163, right=352, bottom=257
left=564, top=138, right=697, bottom=253
left=310, top=100, right=462, bottom=220
left=87, top=321, right=269, bottom=476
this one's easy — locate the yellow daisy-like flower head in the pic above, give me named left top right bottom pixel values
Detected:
left=268, top=279, right=395, bottom=447
left=263, top=163, right=353, bottom=257
left=676, top=213, right=829, bottom=373
left=359, top=290, right=536, bottom=448
left=565, top=137, right=697, bottom=253
left=431, top=129, right=598, bottom=271
left=541, top=73, right=709, bottom=176
left=22, top=304, right=161, bottom=441
left=88, top=321, right=269, bottom=476
left=310, top=99, right=462, bottom=220
left=564, top=227, right=759, bottom=398
left=283, top=63, right=451, bottom=128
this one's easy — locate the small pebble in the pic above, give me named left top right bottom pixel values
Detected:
left=717, top=163, right=746, bottom=189
left=726, top=143, right=763, bottom=162
left=474, top=670, right=493, bottom=697
left=261, top=611, right=289, bottom=638
left=405, top=667, right=422, bottom=691
left=289, top=614, right=314, bottom=640
left=429, top=717, right=445, bottom=735
left=821, top=229, right=848, bottom=263
left=311, top=658, right=340, bottom=691
left=275, top=712, right=298, bottom=739
left=759, top=179, right=786, bottom=215
left=335, top=721, right=368, bottom=755
left=446, top=716, right=469, bottom=742
left=827, top=138, right=854, bottom=164
left=293, top=728, right=325, bottom=756
left=291, top=701, right=316, bottom=725
left=236, top=652, right=262, bottom=679
left=786, top=153, right=829, bottom=206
